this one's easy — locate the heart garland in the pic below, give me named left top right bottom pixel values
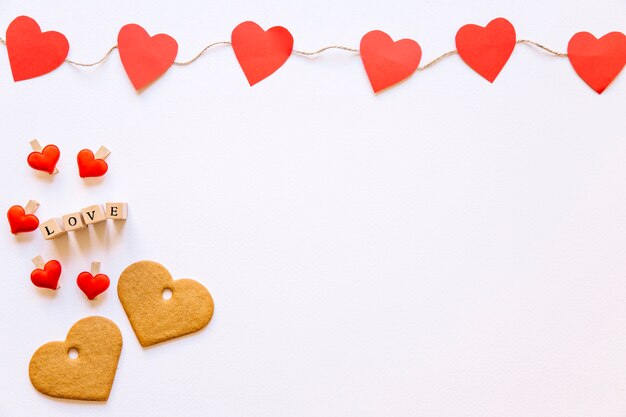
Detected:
left=2, top=16, right=626, bottom=93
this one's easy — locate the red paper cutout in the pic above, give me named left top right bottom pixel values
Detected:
left=77, top=149, right=108, bottom=178
left=31, top=260, right=62, bottom=290
left=6, top=16, right=69, bottom=82
left=455, top=17, right=516, bottom=83
left=360, top=30, right=421, bottom=93
left=77, top=271, right=110, bottom=300
left=231, top=21, right=294, bottom=86
left=118, top=24, right=178, bottom=91
left=7, top=205, right=39, bottom=234
left=567, top=31, right=626, bottom=94
left=27, top=144, right=60, bottom=174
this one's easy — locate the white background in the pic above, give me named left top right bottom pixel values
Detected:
left=1, top=0, right=626, bottom=416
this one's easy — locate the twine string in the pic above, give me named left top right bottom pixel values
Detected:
left=0, top=36, right=568, bottom=70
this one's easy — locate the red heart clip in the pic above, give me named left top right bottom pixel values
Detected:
left=7, top=205, right=39, bottom=234
left=77, top=271, right=110, bottom=300
left=567, top=31, right=626, bottom=94
left=27, top=144, right=60, bottom=174
left=77, top=149, right=108, bottom=178
left=6, top=15, right=69, bottom=82
left=118, top=24, right=178, bottom=91
left=231, top=21, right=294, bottom=86
left=31, top=260, right=62, bottom=290
left=360, top=30, right=422, bottom=93
left=456, top=17, right=516, bottom=83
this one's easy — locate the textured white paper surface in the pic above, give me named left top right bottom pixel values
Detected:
left=1, top=0, right=626, bottom=416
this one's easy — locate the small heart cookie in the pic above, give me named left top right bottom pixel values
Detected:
left=118, top=261, right=214, bottom=347
left=29, top=316, right=122, bottom=401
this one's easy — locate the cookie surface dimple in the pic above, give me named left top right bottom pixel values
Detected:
left=29, top=316, right=123, bottom=401
left=118, top=260, right=214, bottom=347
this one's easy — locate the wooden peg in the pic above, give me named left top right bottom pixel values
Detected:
left=62, top=212, right=86, bottom=231
left=81, top=204, right=106, bottom=225
left=105, top=202, right=128, bottom=220
left=95, top=146, right=111, bottom=160
left=39, top=218, right=67, bottom=240
left=32, top=255, right=45, bottom=269
left=30, top=139, right=59, bottom=174
left=91, top=261, right=101, bottom=275
left=24, top=200, right=40, bottom=215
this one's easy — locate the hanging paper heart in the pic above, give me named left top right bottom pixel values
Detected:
left=567, top=31, right=626, bottom=94
left=231, top=21, right=294, bottom=86
left=77, top=149, right=108, bottom=178
left=77, top=271, right=110, bottom=300
left=27, top=144, right=60, bottom=174
left=359, top=30, right=422, bottom=93
left=455, top=17, right=516, bottom=83
left=7, top=205, right=39, bottom=234
left=117, top=24, right=178, bottom=91
left=31, top=260, right=62, bottom=290
left=6, top=16, right=69, bottom=82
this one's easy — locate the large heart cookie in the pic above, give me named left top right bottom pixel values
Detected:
left=29, top=316, right=122, bottom=401
left=118, top=261, right=214, bottom=347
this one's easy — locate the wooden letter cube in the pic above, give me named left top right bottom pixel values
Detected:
left=62, top=212, right=86, bottom=231
left=81, top=204, right=106, bottom=225
left=105, top=202, right=128, bottom=220
left=39, top=218, right=67, bottom=240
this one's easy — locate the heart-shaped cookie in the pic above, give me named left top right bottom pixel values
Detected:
left=118, top=261, right=214, bottom=347
left=29, top=316, right=122, bottom=401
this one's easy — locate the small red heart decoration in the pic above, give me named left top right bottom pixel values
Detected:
left=6, top=15, right=69, bottom=82
left=455, top=17, right=516, bottom=83
left=7, top=205, right=39, bottom=234
left=31, top=260, right=62, bottom=290
left=77, top=149, right=108, bottom=178
left=567, top=31, right=626, bottom=94
left=118, top=23, right=178, bottom=91
left=77, top=272, right=110, bottom=300
left=27, top=144, right=60, bottom=174
left=359, top=30, right=422, bottom=93
left=231, top=21, right=294, bottom=86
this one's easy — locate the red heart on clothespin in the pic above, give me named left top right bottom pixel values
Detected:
left=455, top=17, right=516, bottom=83
left=567, top=31, right=626, bottom=94
left=7, top=203, right=39, bottom=234
left=6, top=16, right=69, bottom=82
left=31, top=260, right=62, bottom=290
left=28, top=144, right=60, bottom=174
left=77, top=148, right=109, bottom=178
left=359, top=30, right=422, bottom=93
left=231, top=21, right=294, bottom=86
left=118, top=24, right=178, bottom=91
left=77, top=262, right=110, bottom=300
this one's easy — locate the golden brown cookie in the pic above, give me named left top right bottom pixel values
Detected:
left=29, top=316, right=122, bottom=401
left=118, top=260, right=214, bottom=347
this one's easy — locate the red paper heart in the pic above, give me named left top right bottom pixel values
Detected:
left=31, top=260, right=62, bottom=290
left=27, top=144, right=60, bottom=174
left=77, top=149, right=108, bottom=178
left=455, top=17, right=516, bottom=83
left=6, top=15, right=69, bottom=82
left=77, top=272, right=110, bottom=300
left=7, top=205, right=39, bottom=234
left=118, top=23, right=178, bottom=91
left=231, top=21, right=294, bottom=86
left=360, top=30, right=422, bottom=93
left=567, top=31, right=626, bottom=94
